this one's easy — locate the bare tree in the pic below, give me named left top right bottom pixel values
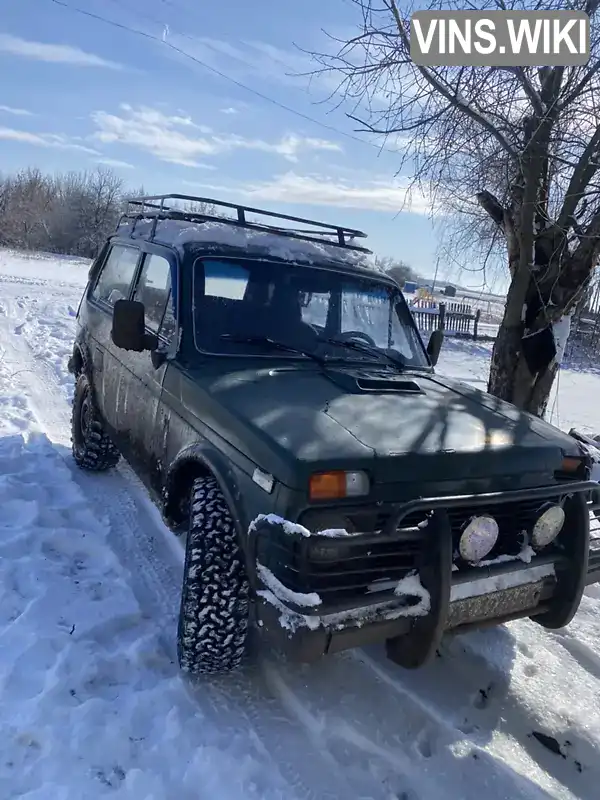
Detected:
left=0, top=167, right=126, bottom=259
left=374, top=255, right=417, bottom=285
left=308, top=0, right=600, bottom=416
left=83, top=167, right=124, bottom=257
left=0, top=169, right=54, bottom=251
left=0, top=169, right=224, bottom=260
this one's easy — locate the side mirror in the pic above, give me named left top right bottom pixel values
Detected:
left=427, top=328, right=444, bottom=366
left=111, top=299, right=158, bottom=352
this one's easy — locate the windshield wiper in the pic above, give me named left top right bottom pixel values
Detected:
left=220, top=334, right=326, bottom=366
left=318, top=336, right=406, bottom=370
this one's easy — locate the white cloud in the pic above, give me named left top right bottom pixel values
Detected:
left=0, top=33, right=123, bottom=69
left=184, top=172, right=431, bottom=215
left=90, top=105, right=342, bottom=167
left=214, top=132, right=341, bottom=161
left=174, top=35, right=335, bottom=92
left=0, top=104, right=33, bottom=117
left=220, top=107, right=239, bottom=115
left=0, top=126, right=100, bottom=155
left=96, top=158, right=135, bottom=170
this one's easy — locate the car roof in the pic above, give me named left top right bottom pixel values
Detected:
left=111, top=220, right=399, bottom=288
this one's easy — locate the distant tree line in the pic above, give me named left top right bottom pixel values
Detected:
left=0, top=167, right=139, bottom=259
left=373, top=255, right=417, bottom=287
left=0, top=168, right=419, bottom=283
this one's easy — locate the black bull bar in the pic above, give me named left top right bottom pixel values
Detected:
left=249, top=481, right=600, bottom=668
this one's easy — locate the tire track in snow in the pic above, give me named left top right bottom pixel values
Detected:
left=0, top=291, right=566, bottom=799
left=0, top=291, right=471, bottom=799
left=0, top=295, right=316, bottom=799
left=0, top=287, right=409, bottom=799
left=1, top=281, right=598, bottom=800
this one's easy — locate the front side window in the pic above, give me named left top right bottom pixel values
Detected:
left=92, top=244, right=140, bottom=307
left=192, top=257, right=428, bottom=369
left=133, top=253, right=176, bottom=341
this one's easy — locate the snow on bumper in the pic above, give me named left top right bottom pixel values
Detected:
left=256, top=566, right=431, bottom=634
left=247, top=493, right=594, bottom=664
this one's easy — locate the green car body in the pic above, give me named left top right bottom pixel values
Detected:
left=68, top=195, right=600, bottom=674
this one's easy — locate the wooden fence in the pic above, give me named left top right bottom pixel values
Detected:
left=410, top=299, right=482, bottom=339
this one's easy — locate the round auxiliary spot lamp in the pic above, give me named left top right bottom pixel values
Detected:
left=531, top=504, right=565, bottom=549
left=458, top=515, right=499, bottom=563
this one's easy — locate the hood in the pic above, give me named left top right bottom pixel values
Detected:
left=203, top=363, right=577, bottom=485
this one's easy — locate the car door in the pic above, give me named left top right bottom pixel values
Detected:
left=117, top=247, right=178, bottom=491
left=86, top=241, right=142, bottom=431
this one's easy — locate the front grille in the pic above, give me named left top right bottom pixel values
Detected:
left=343, top=495, right=563, bottom=560
left=255, top=492, right=568, bottom=609
left=255, top=527, right=422, bottom=607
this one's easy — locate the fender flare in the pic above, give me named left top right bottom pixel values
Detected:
left=68, top=342, right=92, bottom=378
left=69, top=343, right=107, bottom=416
left=164, top=442, right=248, bottom=538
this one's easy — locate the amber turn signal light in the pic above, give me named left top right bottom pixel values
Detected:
left=560, top=456, right=584, bottom=474
left=308, top=470, right=370, bottom=501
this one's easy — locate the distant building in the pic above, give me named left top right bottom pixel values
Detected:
left=404, top=281, right=418, bottom=294
left=444, top=285, right=457, bottom=297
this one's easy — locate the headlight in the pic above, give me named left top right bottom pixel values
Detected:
left=459, top=515, right=499, bottom=563
left=532, top=504, right=565, bottom=548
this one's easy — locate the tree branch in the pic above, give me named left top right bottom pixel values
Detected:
left=383, top=0, right=518, bottom=157
left=559, top=58, right=600, bottom=108
left=476, top=190, right=505, bottom=227
left=557, top=124, right=600, bottom=232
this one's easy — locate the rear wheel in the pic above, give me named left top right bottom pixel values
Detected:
left=177, top=476, right=250, bottom=675
left=71, top=373, right=120, bottom=471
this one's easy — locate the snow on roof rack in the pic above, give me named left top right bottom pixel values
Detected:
left=119, top=193, right=371, bottom=254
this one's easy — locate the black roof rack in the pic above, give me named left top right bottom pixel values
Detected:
left=118, top=193, right=371, bottom=254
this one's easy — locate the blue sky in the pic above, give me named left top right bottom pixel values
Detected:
left=0, top=0, right=497, bottom=289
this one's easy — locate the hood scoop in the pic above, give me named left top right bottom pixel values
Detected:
left=356, top=374, right=423, bottom=393
left=326, top=367, right=424, bottom=394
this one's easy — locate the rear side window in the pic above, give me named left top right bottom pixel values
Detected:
left=92, top=245, right=140, bottom=306
left=133, top=253, right=176, bottom=341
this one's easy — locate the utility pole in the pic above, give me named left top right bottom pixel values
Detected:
left=431, top=255, right=441, bottom=295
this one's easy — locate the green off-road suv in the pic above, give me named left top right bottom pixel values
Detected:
left=68, top=193, right=600, bottom=675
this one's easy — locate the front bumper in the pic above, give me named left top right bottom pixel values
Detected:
left=249, top=481, right=598, bottom=667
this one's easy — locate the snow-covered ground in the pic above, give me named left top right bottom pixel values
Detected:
left=1, top=248, right=600, bottom=800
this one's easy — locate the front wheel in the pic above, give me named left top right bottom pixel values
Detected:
left=177, top=476, right=250, bottom=675
left=71, top=373, right=120, bottom=471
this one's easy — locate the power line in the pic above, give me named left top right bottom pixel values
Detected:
left=106, top=0, right=311, bottom=98
left=119, top=0, right=302, bottom=76
left=49, top=0, right=390, bottom=153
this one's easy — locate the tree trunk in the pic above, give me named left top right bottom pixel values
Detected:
left=488, top=243, right=585, bottom=418
left=488, top=325, right=559, bottom=417
left=487, top=241, right=572, bottom=417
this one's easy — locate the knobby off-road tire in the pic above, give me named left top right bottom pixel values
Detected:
left=177, top=476, right=250, bottom=675
left=71, top=373, right=120, bottom=471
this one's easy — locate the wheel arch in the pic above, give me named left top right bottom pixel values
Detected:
left=164, top=444, right=247, bottom=535
left=69, top=342, right=92, bottom=379
left=68, top=344, right=84, bottom=377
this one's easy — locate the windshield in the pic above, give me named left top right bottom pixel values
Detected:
left=192, top=257, right=429, bottom=368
